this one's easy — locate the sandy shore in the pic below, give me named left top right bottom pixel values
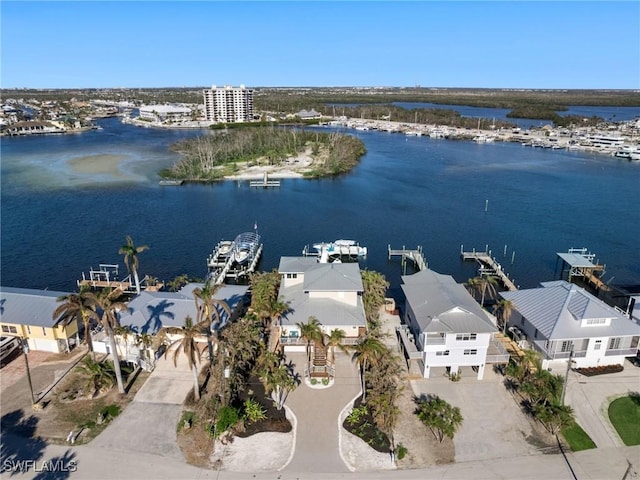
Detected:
left=223, top=149, right=315, bottom=180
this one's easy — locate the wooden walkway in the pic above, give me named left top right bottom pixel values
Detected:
left=388, top=245, right=428, bottom=271
left=494, top=333, right=537, bottom=373
left=461, top=251, right=518, bottom=291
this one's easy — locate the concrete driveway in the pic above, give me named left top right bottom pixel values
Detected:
left=91, top=351, right=195, bottom=459
left=566, top=358, right=640, bottom=448
left=410, top=366, right=555, bottom=463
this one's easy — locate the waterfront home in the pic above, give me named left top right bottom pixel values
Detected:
left=0, top=287, right=79, bottom=353
left=3, top=120, right=65, bottom=136
left=138, top=104, right=192, bottom=123
left=95, top=283, right=249, bottom=366
left=500, top=280, right=640, bottom=372
left=398, top=268, right=510, bottom=380
left=276, top=257, right=367, bottom=352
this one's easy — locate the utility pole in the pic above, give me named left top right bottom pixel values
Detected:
left=22, top=338, right=37, bottom=406
left=561, top=348, right=574, bottom=405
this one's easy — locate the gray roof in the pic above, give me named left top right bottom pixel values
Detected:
left=280, top=282, right=366, bottom=328
left=278, top=256, right=318, bottom=273
left=401, top=269, right=496, bottom=334
left=303, top=263, right=363, bottom=292
left=118, top=283, right=248, bottom=334
left=500, top=281, right=640, bottom=340
left=0, top=286, right=72, bottom=327
left=557, top=252, right=597, bottom=269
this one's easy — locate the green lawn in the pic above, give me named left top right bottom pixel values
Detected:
left=608, top=395, right=640, bottom=446
left=561, top=423, right=597, bottom=451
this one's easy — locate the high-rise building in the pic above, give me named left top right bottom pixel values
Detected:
left=202, top=85, right=254, bottom=123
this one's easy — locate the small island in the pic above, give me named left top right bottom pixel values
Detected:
left=159, top=127, right=366, bottom=182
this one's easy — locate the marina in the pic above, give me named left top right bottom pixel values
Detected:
left=207, top=231, right=263, bottom=284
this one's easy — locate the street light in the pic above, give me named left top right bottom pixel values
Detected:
left=21, top=338, right=37, bottom=406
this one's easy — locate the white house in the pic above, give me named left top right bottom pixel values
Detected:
left=400, top=269, right=509, bottom=380
left=92, top=283, right=249, bottom=368
left=500, top=280, right=640, bottom=372
left=277, top=257, right=367, bottom=352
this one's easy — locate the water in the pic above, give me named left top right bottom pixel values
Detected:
left=2, top=118, right=639, bottom=301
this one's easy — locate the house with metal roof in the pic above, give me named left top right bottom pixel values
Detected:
left=92, top=283, right=249, bottom=367
left=0, top=287, right=79, bottom=353
left=277, top=257, right=367, bottom=352
left=399, top=269, right=509, bottom=380
left=500, top=280, right=640, bottom=372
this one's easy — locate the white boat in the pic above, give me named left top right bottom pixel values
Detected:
left=304, top=239, right=368, bottom=263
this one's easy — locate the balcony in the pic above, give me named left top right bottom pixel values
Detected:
left=485, top=339, right=510, bottom=364
left=425, top=333, right=446, bottom=346
left=605, top=348, right=638, bottom=357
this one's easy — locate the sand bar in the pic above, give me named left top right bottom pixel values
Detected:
left=67, top=154, right=128, bottom=177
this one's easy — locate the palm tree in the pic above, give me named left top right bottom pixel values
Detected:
left=351, top=334, right=386, bottom=402
left=361, top=270, right=389, bottom=329
left=89, top=288, right=128, bottom=394
left=467, top=275, right=499, bottom=306
left=494, top=299, right=513, bottom=334
left=78, top=357, right=116, bottom=398
left=325, top=329, right=348, bottom=365
left=119, top=235, right=149, bottom=294
left=114, top=325, right=133, bottom=358
left=296, top=316, right=323, bottom=373
left=53, top=286, right=99, bottom=360
left=156, top=316, right=207, bottom=401
left=192, top=280, right=231, bottom=360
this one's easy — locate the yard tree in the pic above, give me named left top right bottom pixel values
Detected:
left=156, top=315, right=207, bottom=401
left=415, top=395, right=463, bottom=443
left=296, top=316, right=323, bottom=372
left=53, top=285, right=99, bottom=360
left=119, top=235, right=149, bottom=295
left=351, top=334, right=386, bottom=402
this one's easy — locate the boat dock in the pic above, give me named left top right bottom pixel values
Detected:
left=555, top=247, right=609, bottom=292
left=388, top=245, right=428, bottom=271
left=77, top=264, right=163, bottom=292
left=460, top=247, right=518, bottom=291
left=207, top=232, right=263, bottom=284
left=249, top=172, right=280, bottom=188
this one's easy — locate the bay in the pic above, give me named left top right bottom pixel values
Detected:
left=1, top=118, right=639, bottom=301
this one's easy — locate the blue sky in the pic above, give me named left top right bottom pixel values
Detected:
left=2, top=1, right=639, bottom=89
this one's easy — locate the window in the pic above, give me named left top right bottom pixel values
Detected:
left=27, top=325, right=31, bottom=334
left=608, top=337, right=621, bottom=350
left=463, top=349, right=478, bottom=355
left=520, top=317, right=525, bottom=326
left=286, top=273, right=298, bottom=279
left=534, top=329, right=538, bottom=339
left=435, top=350, right=450, bottom=356
left=455, top=333, right=477, bottom=341
left=594, top=340, right=602, bottom=350
left=560, top=341, right=573, bottom=353
left=1, top=325, right=17, bottom=334
left=42, top=327, right=47, bottom=336
left=586, top=318, right=607, bottom=325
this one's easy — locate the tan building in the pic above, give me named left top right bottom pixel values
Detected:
left=202, top=84, right=254, bottom=123
left=0, top=287, right=79, bottom=353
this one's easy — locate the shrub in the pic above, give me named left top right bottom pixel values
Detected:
left=243, top=398, right=267, bottom=425
left=395, top=443, right=408, bottom=460
left=215, top=406, right=240, bottom=436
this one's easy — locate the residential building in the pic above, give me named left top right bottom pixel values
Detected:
left=277, top=257, right=367, bottom=352
left=500, top=280, right=640, bottom=372
left=0, top=287, right=79, bottom=353
left=138, top=104, right=192, bottom=123
left=202, top=85, right=254, bottom=123
left=399, top=268, right=509, bottom=380
left=93, top=283, right=249, bottom=367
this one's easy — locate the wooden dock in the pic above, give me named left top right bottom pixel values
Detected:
left=388, top=245, right=428, bottom=271
left=494, top=333, right=537, bottom=373
left=461, top=250, right=518, bottom=291
left=249, top=172, right=280, bottom=188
